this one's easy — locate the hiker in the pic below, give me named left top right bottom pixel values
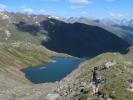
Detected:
left=91, top=67, right=101, bottom=96
left=128, top=79, right=133, bottom=90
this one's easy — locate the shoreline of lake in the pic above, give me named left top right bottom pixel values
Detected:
left=22, top=57, right=83, bottom=84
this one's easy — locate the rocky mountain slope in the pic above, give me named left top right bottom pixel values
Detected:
left=65, top=17, right=133, bottom=44
left=39, top=19, right=129, bottom=58
left=0, top=11, right=130, bottom=58
left=0, top=11, right=132, bottom=100
left=0, top=11, right=48, bottom=44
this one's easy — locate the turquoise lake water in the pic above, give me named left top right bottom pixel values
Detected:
left=22, top=57, right=82, bottom=84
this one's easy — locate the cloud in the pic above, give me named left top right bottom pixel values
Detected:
left=81, top=11, right=87, bottom=14
left=39, top=9, right=46, bottom=13
left=109, top=12, right=133, bottom=18
left=24, top=8, right=34, bottom=13
left=106, top=0, right=115, bottom=2
left=71, top=5, right=85, bottom=9
left=38, top=9, right=55, bottom=15
left=67, top=0, right=93, bottom=4
left=109, top=12, right=123, bottom=17
left=63, top=12, right=67, bottom=15
left=0, top=4, right=7, bottom=11
left=20, top=6, right=34, bottom=13
left=30, top=0, right=60, bottom=2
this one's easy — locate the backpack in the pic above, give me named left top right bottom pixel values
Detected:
left=95, top=70, right=101, bottom=80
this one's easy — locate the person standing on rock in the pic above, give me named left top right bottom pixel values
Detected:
left=128, top=79, right=133, bottom=91
left=91, top=67, right=101, bottom=96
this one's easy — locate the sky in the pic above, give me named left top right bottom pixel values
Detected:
left=0, top=0, right=133, bottom=19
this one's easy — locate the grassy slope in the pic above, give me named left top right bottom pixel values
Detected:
left=0, top=43, right=69, bottom=84
left=0, top=14, right=44, bottom=44
left=0, top=24, right=41, bottom=44
left=0, top=44, right=51, bottom=69
left=0, top=42, right=71, bottom=100
left=82, top=53, right=133, bottom=100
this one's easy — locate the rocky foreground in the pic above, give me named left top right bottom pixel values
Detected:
left=45, top=53, right=133, bottom=100
left=0, top=46, right=133, bottom=100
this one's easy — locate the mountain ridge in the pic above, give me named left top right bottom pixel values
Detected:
left=0, top=11, right=133, bottom=100
left=0, top=11, right=130, bottom=58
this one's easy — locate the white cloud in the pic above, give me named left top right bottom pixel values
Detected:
left=20, top=6, right=34, bottom=13
left=109, top=12, right=133, bottom=18
left=109, top=12, right=123, bottom=17
left=38, top=9, right=55, bottom=15
left=20, top=5, right=27, bottom=9
left=63, top=12, right=67, bottom=15
left=67, top=0, right=93, bottom=4
left=106, top=0, right=115, bottom=2
left=0, top=4, right=7, bottom=11
left=81, top=11, right=87, bottom=14
left=71, top=5, right=85, bottom=9
left=24, top=8, right=34, bottom=13
left=30, top=0, right=60, bottom=1
left=39, top=9, right=46, bottom=13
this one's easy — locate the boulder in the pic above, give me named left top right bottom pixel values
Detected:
left=45, top=93, right=61, bottom=100
left=105, top=61, right=116, bottom=68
